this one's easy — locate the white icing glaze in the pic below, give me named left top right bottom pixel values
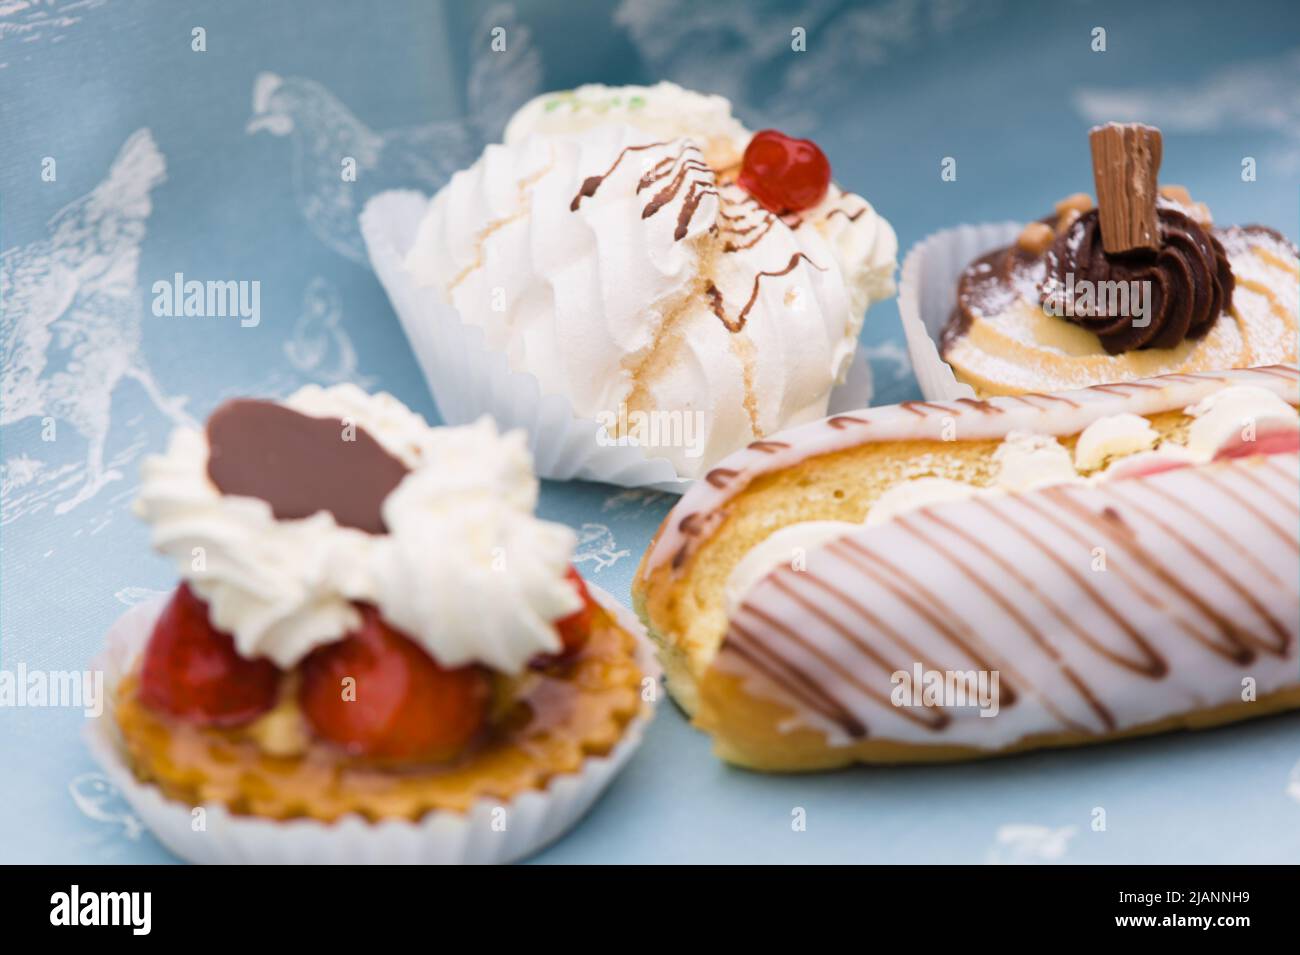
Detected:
left=717, top=453, right=1300, bottom=749
left=647, top=364, right=1300, bottom=574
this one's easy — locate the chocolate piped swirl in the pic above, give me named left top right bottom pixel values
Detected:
left=1041, top=206, right=1235, bottom=354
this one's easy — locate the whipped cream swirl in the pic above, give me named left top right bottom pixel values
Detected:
left=135, top=385, right=580, bottom=673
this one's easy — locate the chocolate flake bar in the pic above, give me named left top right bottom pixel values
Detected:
left=1089, top=122, right=1162, bottom=255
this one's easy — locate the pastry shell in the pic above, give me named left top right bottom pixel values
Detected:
left=84, top=584, right=659, bottom=863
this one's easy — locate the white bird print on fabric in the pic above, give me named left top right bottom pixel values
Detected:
left=987, top=824, right=1077, bottom=865
left=1, top=128, right=192, bottom=515
left=601, top=488, right=672, bottom=514
left=572, top=523, right=631, bottom=572
left=283, top=276, right=373, bottom=386
left=247, top=3, right=542, bottom=263
left=0, top=0, right=111, bottom=67
left=68, top=772, right=144, bottom=841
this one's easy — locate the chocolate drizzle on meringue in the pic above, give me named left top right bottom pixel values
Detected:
left=827, top=206, right=867, bottom=223
left=706, top=252, right=827, bottom=333
left=571, top=139, right=718, bottom=240
left=570, top=141, right=667, bottom=211
left=1040, top=204, right=1235, bottom=353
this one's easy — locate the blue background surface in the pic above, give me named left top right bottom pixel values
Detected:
left=2, top=0, right=1299, bottom=863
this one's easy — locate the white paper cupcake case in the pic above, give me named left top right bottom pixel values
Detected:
left=83, top=584, right=661, bottom=865
left=360, top=190, right=874, bottom=493
left=898, top=221, right=1024, bottom=401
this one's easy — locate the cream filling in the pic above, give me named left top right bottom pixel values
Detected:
left=724, top=388, right=1300, bottom=613
left=1073, top=413, right=1159, bottom=471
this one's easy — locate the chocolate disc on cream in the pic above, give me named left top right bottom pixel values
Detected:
left=138, top=385, right=582, bottom=674
left=206, top=399, right=409, bottom=534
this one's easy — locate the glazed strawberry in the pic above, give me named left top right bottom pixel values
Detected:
left=554, top=566, right=594, bottom=656
left=299, top=605, right=490, bottom=762
left=737, top=130, right=831, bottom=215
left=139, top=584, right=281, bottom=726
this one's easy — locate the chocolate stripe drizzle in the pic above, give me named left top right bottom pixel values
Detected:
left=826, top=206, right=867, bottom=222
left=900, top=401, right=954, bottom=417
left=1041, top=486, right=1261, bottom=662
left=728, top=621, right=868, bottom=737
left=1100, top=483, right=1291, bottom=654
left=705, top=467, right=740, bottom=489
left=570, top=141, right=667, bottom=211
left=1009, top=393, right=1082, bottom=410
left=740, top=594, right=941, bottom=729
left=723, top=215, right=776, bottom=252
left=571, top=139, right=718, bottom=242
left=1139, top=480, right=1292, bottom=592
left=827, top=415, right=869, bottom=430
left=955, top=398, right=1004, bottom=414
left=636, top=144, right=702, bottom=192
left=1216, top=462, right=1300, bottom=522
left=961, top=497, right=1168, bottom=676
left=1253, top=459, right=1300, bottom=511
left=896, top=512, right=1116, bottom=731
left=773, top=573, right=951, bottom=729
left=831, top=538, right=1022, bottom=711
left=1014, top=492, right=1238, bottom=661
left=1253, top=365, right=1300, bottom=380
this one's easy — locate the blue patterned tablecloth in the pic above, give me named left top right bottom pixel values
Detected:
left=3, top=0, right=1299, bottom=863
